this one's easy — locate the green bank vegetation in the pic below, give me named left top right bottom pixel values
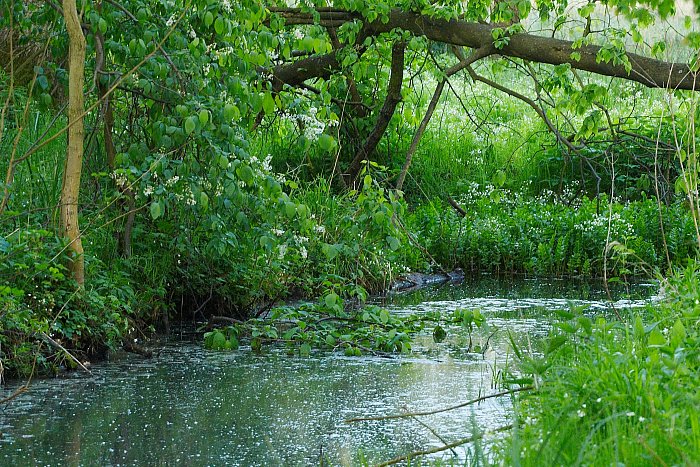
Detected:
left=2, top=0, right=700, bottom=463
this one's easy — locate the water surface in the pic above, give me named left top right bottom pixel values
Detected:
left=0, top=277, right=657, bottom=466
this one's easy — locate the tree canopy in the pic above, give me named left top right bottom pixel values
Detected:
left=2, top=0, right=700, bottom=282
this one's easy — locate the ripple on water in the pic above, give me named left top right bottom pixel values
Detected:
left=0, top=279, right=658, bottom=465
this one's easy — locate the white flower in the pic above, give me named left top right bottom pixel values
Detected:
left=165, top=14, right=177, bottom=28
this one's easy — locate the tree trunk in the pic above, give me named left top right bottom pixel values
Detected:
left=96, top=29, right=135, bottom=258
left=395, top=79, right=445, bottom=191
left=346, top=41, right=405, bottom=185
left=60, top=0, right=86, bottom=285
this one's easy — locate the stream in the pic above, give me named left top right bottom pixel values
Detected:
left=0, top=277, right=657, bottom=466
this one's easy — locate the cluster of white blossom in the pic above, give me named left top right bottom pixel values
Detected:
left=220, top=0, right=233, bottom=13
left=281, top=107, right=327, bottom=141
left=165, top=13, right=177, bottom=28
left=574, top=212, right=634, bottom=237
left=110, top=171, right=128, bottom=187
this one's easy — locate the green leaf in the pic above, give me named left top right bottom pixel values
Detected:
left=546, top=335, right=567, bottom=354
left=214, top=16, right=225, bottom=35
left=36, top=75, right=49, bottom=90
left=322, top=243, right=339, bottom=260
left=211, top=331, right=226, bottom=350
left=198, top=109, right=209, bottom=125
left=324, top=293, right=339, bottom=308
left=379, top=309, right=390, bottom=324
left=433, top=325, right=447, bottom=343
left=199, top=192, right=209, bottom=210
left=648, top=328, right=666, bottom=347
left=493, top=170, right=506, bottom=187
left=224, top=103, right=240, bottom=120
left=262, top=92, right=276, bottom=114
left=150, top=201, right=162, bottom=220
left=236, top=164, right=254, bottom=185
left=675, top=176, right=688, bottom=195
left=318, top=133, right=336, bottom=152
left=386, top=235, right=400, bottom=251
left=507, top=331, right=523, bottom=359
left=670, top=319, right=687, bottom=348
left=184, top=116, right=197, bottom=135
left=284, top=201, right=297, bottom=218
left=204, top=11, right=214, bottom=27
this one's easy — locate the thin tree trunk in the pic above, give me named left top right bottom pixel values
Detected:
left=396, top=80, right=444, bottom=191
left=60, top=0, right=86, bottom=285
left=396, top=46, right=492, bottom=191
left=346, top=41, right=405, bottom=185
left=96, top=29, right=135, bottom=257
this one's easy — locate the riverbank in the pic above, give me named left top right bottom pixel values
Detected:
left=492, top=262, right=700, bottom=465
left=2, top=188, right=695, bottom=378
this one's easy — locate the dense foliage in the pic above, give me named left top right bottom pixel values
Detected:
left=409, top=188, right=698, bottom=276
left=2, top=0, right=700, bottom=463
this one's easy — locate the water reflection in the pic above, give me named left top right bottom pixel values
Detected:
left=0, top=278, right=657, bottom=465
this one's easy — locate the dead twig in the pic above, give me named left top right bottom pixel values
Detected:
left=375, top=424, right=514, bottom=466
left=0, top=385, right=29, bottom=404
left=39, top=332, right=92, bottom=374
left=346, top=386, right=533, bottom=422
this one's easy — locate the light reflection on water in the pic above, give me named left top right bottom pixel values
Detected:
left=0, top=278, right=657, bottom=466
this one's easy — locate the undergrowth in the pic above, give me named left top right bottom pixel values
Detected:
left=496, top=261, right=700, bottom=465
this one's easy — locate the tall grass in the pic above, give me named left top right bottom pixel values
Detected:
left=493, top=262, right=700, bottom=465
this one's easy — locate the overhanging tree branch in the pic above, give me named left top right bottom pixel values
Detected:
left=269, top=8, right=699, bottom=91
left=396, top=45, right=494, bottom=191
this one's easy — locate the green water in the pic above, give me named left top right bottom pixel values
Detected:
left=0, top=278, right=657, bottom=466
